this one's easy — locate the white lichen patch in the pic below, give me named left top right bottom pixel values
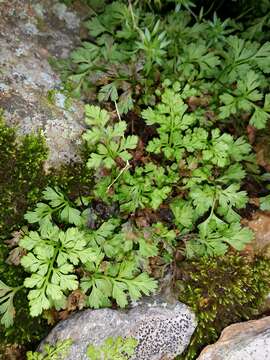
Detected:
left=54, top=92, right=67, bottom=109
left=22, top=22, right=39, bottom=35
left=32, top=3, right=45, bottom=18
left=0, top=83, right=10, bottom=92
left=52, top=3, right=80, bottom=30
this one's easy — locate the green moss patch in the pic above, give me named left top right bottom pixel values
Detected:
left=176, top=255, right=270, bottom=359
left=0, top=116, right=48, bottom=239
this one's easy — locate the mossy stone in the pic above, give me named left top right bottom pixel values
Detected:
left=176, top=255, right=270, bottom=360
left=0, top=117, right=48, bottom=240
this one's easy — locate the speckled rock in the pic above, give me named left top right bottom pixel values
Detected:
left=40, top=297, right=197, bottom=360
left=0, top=0, right=86, bottom=166
left=197, top=316, right=270, bottom=360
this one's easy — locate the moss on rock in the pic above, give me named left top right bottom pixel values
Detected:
left=176, top=255, right=270, bottom=360
left=0, top=115, right=48, bottom=240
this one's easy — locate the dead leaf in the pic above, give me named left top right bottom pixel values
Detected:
left=43, top=309, right=59, bottom=326
left=254, top=128, right=270, bottom=171
left=66, top=289, right=86, bottom=312
left=247, top=124, right=256, bottom=144
left=135, top=216, right=149, bottom=227
left=59, top=310, right=70, bottom=321
left=205, top=110, right=216, bottom=121
left=134, top=208, right=158, bottom=226
left=58, top=290, right=86, bottom=321
left=132, top=139, right=145, bottom=162
left=3, top=344, right=25, bottom=360
left=199, top=298, right=210, bottom=308
left=187, top=95, right=210, bottom=111
left=249, top=197, right=260, bottom=207
left=6, top=247, right=26, bottom=266
left=5, top=228, right=26, bottom=248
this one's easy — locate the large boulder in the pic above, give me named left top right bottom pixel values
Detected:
left=0, top=0, right=85, bottom=167
left=40, top=297, right=197, bottom=360
left=197, top=316, right=270, bottom=360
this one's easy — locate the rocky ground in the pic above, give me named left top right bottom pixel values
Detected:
left=1, top=1, right=270, bottom=359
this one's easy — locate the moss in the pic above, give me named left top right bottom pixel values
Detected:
left=46, top=89, right=58, bottom=105
left=0, top=116, right=48, bottom=240
left=176, top=255, right=270, bottom=360
left=35, top=16, right=48, bottom=33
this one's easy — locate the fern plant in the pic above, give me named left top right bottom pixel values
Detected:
left=219, top=71, right=270, bottom=129
left=26, top=339, right=72, bottom=360
left=260, top=194, right=270, bottom=210
left=2, top=82, right=257, bottom=327
left=0, top=280, right=23, bottom=328
left=54, top=0, right=270, bottom=135
left=87, top=336, right=138, bottom=360
left=142, top=88, right=196, bottom=161
left=25, top=336, right=137, bottom=360
left=4, top=4, right=270, bottom=355
left=113, top=163, right=179, bottom=212
left=87, top=87, right=254, bottom=257
left=20, top=224, right=98, bottom=317
left=83, top=105, right=138, bottom=169
left=0, top=187, right=158, bottom=326
left=81, top=260, right=157, bottom=308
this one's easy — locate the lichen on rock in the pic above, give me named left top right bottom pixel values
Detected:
left=0, top=0, right=86, bottom=167
left=39, top=297, right=197, bottom=360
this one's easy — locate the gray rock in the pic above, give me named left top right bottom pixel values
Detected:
left=0, top=0, right=86, bottom=167
left=40, top=297, right=197, bottom=360
left=197, top=316, right=270, bottom=360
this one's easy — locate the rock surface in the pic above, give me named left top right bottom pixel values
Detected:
left=40, top=297, right=197, bottom=360
left=246, top=211, right=270, bottom=258
left=0, top=0, right=85, bottom=166
left=197, top=316, right=270, bottom=360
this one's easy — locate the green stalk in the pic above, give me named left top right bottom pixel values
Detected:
left=42, top=246, right=59, bottom=295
